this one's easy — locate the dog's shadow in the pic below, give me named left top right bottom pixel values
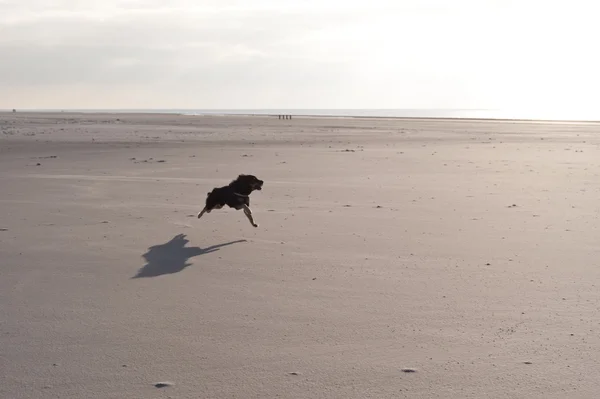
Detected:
left=132, top=233, right=246, bottom=278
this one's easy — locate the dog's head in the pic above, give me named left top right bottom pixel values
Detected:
left=235, top=174, right=264, bottom=191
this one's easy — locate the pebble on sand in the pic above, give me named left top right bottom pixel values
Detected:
left=401, top=368, right=417, bottom=373
left=154, top=382, right=174, bottom=388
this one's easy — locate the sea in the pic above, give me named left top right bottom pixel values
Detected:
left=6, top=109, right=600, bottom=122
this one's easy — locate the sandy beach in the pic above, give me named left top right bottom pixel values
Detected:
left=1, top=112, right=600, bottom=398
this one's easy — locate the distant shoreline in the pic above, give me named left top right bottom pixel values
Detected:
left=2, top=109, right=599, bottom=124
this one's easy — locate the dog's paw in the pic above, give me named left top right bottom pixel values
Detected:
left=252, top=223, right=259, bottom=228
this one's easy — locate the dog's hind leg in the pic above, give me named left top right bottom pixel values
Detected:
left=198, top=204, right=221, bottom=219
left=242, top=204, right=258, bottom=227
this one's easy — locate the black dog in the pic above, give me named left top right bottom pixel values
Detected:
left=197, top=174, right=264, bottom=227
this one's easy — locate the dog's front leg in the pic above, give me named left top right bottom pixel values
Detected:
left=197, top=207, right=207, bottom=219
left=242, top=204, right=258, bottom=227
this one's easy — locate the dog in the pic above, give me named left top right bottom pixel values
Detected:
left=197, top=174, right=264, bottom=227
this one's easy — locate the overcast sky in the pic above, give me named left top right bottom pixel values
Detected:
left=1, top=0, right=599, bottom=110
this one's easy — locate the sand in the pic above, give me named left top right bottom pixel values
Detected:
left=1, top=112, right=600, bottom=398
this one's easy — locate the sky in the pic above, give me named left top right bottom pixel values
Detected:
left=1, top=0, right=599, bottom=110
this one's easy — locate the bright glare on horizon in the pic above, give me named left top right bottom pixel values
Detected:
left=1, top=0, right=599, bottom=111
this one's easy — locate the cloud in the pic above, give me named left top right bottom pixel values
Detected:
left=0, top=0, right=374, bottom=107
left=1, top=0, right=600, bottom=109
